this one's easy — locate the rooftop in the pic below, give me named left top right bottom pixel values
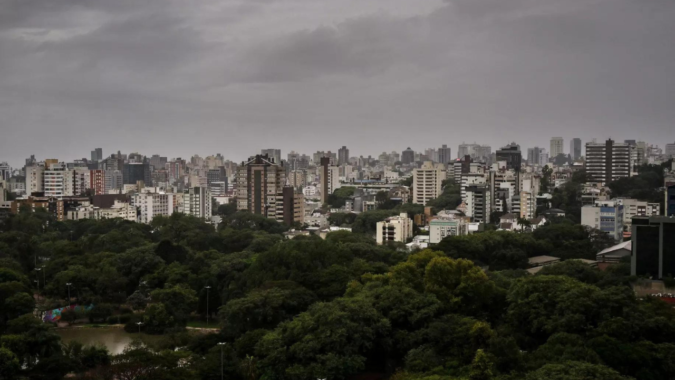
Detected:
left=528, top=255, right=561, bottom=265
left=598, top=240, right=631, bottom=255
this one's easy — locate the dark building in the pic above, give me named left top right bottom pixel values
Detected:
left=496, top=143, right=522, bottom=172
left=631, top=216, right=675, bottom=278
left=338, top=146, right=350, bottom=166
left=570, top=138, right=582, bottom=161
left=438, top=144, right=452, bottom=165
left=585, top=139, right=631, bottom=184
left=90, top=148, right=103, bottom=162
left=207, top=168, right=227, bottom=185
left=666, top=183, right=675, bottom=217
left=207, top=167, right=228, bottom=196
left=149, top=155, right=168, bottom=170
left=123, top=161, right=152, bottom=186
left=402, top=147, right=415, bottom=165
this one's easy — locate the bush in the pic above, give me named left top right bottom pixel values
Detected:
left=87, top=304, right=114, bottom=323
left=107, top=314, right=133, bottom=325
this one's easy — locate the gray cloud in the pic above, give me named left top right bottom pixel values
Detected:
left=1, top=0, right=674, bottom=168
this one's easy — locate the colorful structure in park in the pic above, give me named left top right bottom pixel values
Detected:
left=42, top=304, right=94, bottom=322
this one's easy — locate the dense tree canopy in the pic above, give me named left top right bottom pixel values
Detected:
left=0, top=206, right=672, bottom=380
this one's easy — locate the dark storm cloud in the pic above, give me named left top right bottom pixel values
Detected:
left=1, top=0, right=674, bottom=167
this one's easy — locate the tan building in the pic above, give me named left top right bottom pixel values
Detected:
left=413, top=161, right=446, bottom=205
left=236, top=154, right=286, bottom=219
left=319, top=157, right=340, bottom=204
left=274, top=186, right=305, bottom=226
left=376, top=213, right=413, bottom=245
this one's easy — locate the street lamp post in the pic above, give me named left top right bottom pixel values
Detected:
left=137, top=321, right=144, bottom=334
left=204, top=286, right=211, bottom=326
left=217, top=342, right=226, bottom=380
left=40, top=266, right=46, bottom=287
left=34, top=268, right=41, bottom=296
left=66, top=283, right=72, bottom=304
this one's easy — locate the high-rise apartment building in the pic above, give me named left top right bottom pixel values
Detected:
left=275, top=186, right=305, bottom=226
left=184, top=186, right=212, bottom=219
left=236, top=154, right=285, bottom=218
left=261, top=149, right=282, bottom=165
left=338, top=146, right=350, bottom=166
left=666, top=142, right=675, bottom=159
left=570, top=138, right=582, bottom=161
left=465, top=184, right=491, bottom=223
left=104, top=170, right=123, bottom=193
left=149, top=155, right=168, bottom=170
left=133, top=192, right=176, bottom=224
left=665, top=172, right=675, bottom=217
left=123, top=161, right=152, bottom=186
left=550, top=137, right=564, bottom=158
left=581, top=200, right=624, bottom=242
left=0, top=162, right=11, bottom=181
left=90, top=170, right=106, bottom=195
left=43, top=163, right=67, bottom=197
left=496, top=143, right=522, bottom=172
left=527, top=147, right=541, bottom=165
left=318, top=157, right=340, bottom=204
left=458, top=144, right=491, bottom=163
left=438, top=145, right=452, bottom=165
left=412, top=161, right=446, bottom=205
left=585, top=139, right=631, bottom=184
left=401, top=148, right=415, bottom=165
left=631, top=216, right=675, bottom=279
left=90, top=148, right=103, bottom=162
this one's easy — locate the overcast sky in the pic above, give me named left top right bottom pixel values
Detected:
left=1, top=0, right=674, bottom=168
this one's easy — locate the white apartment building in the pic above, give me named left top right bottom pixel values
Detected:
left=25, top=166, right=44, bottom=195
left=461, top=173, right=486, bottom=201
left=465, top=185, right=491, bottom=223
left=581, top=200, right=624, bottom=242
left=99, top=200, right=137, bottom=222
left=133, top=192, right=176, bottom=224
left=614, top=198, right=660, bottom=228
left=376, top=213, right=413, bottom=245
left=430, top=218, right=468, bottom=244
left=413, top=161, right=446, bottom=205
left=43, top=163, right=67, bottom=197
left=184, top=186, right=212, bottom=220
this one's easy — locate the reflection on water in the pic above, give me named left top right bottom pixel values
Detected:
left=57, top=328, right=143, bottom=355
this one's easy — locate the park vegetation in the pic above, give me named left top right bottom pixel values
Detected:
left=0, top=164, right=672, bottom=379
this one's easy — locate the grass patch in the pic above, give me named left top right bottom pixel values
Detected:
left=186, top=320, right=219, bottom=329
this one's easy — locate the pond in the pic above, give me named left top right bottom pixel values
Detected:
left=56, top=327, right=159, bottom=355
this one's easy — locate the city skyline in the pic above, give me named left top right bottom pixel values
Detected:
left=4, top=136, right=672, bottom=170
left=2, top=0, right=675, bottom=168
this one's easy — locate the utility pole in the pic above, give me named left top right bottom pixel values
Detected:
left=218, top=342, right=226, bottom=380
left=204, top=286, right=211, bottom=326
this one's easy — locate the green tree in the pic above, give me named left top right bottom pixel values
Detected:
left=469, top=349, right=493, bottom=380
left=144, top=303, right=176, bottom=334
left=0, top=347, right=20, bottom=380
left=127, top=290, right=149, bottom=311
left=256, top=298, right=390, bottom=380
left=525, top=361, right=631, bottom=380
left=150, top=285, right=198, bottom=323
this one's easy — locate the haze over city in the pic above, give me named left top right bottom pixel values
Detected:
left=2, top=0, right=675, bottom=168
